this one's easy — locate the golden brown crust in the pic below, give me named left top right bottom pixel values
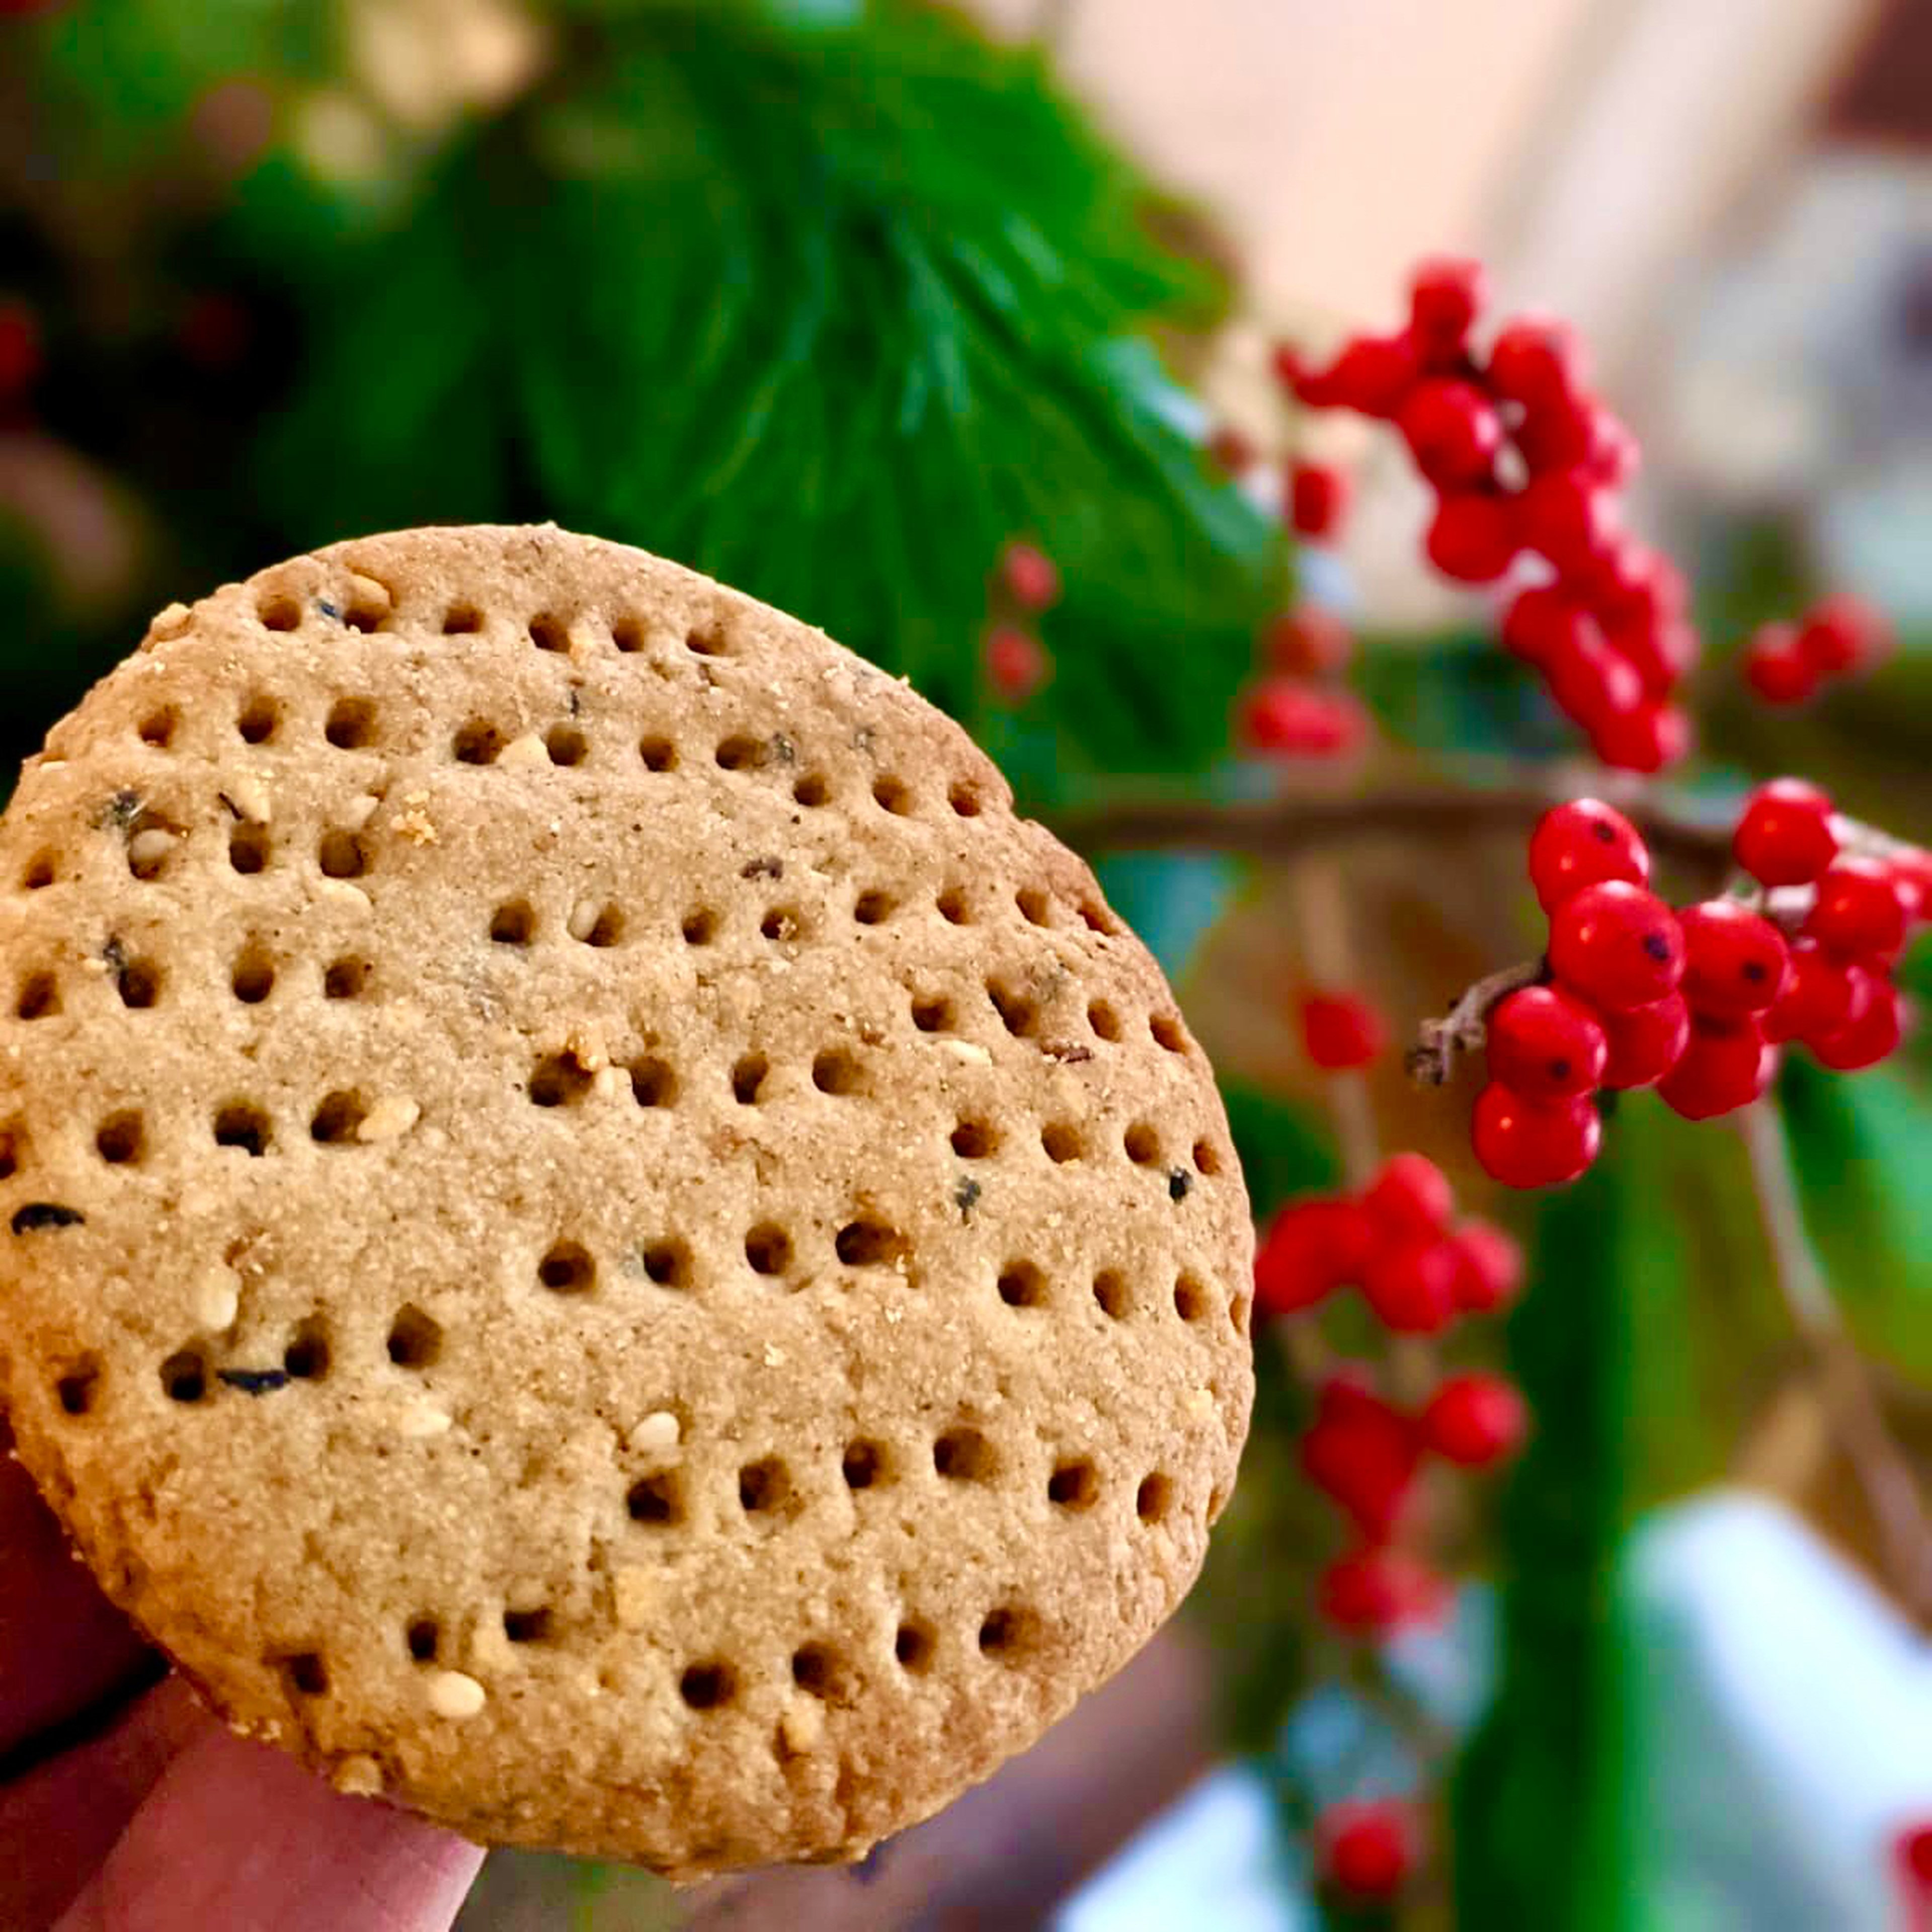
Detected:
left=0, top=525, right=1252, bottom=1874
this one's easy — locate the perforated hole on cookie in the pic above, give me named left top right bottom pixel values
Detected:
left=609, top=615, right=646, bottom=654
left=111, top=953, right=159, bottom=1008
left=406, top=1618, right=441, bottom=1663
left=678, top=1661, right=734, bottom=1710
left=640, top=1239, right=690, bottom=1289
left=325, top=698, right=378, bottom=750
left=627, top=1472, right=683, bottom=1526
left=1015, top=888, right=1052, bottom=927
left=1049, top=1459, right=1098, bottom=1511
left=950, top=1119, right=998, bottom=1158
left=684, top=621, right=729, bottom=658
left=342, top=586, right=388, bottom=632
left=0, top=1127, right=20, bottom=1181
left=138, top=707, right=178, bottom=749
left=22, top=852, right=57, bottom=890
left=323, top=956, right=369, bottom=1000
left=744, top=1225, right=792, bottom=1277
left=910, top=993, right=954, bottom=1034
left=1092, top=1269, right=1130, bottom=1320
left=126, top=813, right=181, bottom=881
left=835, top=1219, right=907, bottom=1268
left=714, top=731, right=775, bottom=776
left=214, top=1102, right=272, bottom=1157
left=281, top=1653, right=330, bottom=1698
left=237, top=696, right=281, bottom=743
left=848, top=889, right=896, bottom=929
left=987, top=980, right=1036, bottom=1037
left=1192, top=1141, right=1223, bottom=1177
left=842, top=1440, right=888, bottom=1490
left=283, top=1320, right=331, bottom=1381
left=872, top=775, right=913, bottom=816
left=441, top=603, right=482, bottom=635
left=229, top=824, right=271, bottom=875
left=1080, top=900, right=1122, bottom=937
left=318, top=830, right=369, bottom=879
left=503, top=1606, right=553, bottom=1645
left=760, top=905, right=805, bottom=943
left=1040, top=1122, right=1085, bottom=1165
left=948, top=781, right=984, bottom=819
left=977, top=1606, right=1031, bottom=1662
left=721, top=1053, right=768, bottom=1106
left=538, top=1241, right=596, bottom=1294
left=95, top=1112, right=144, bottom=1166
left=529, top=1053, right=593, bottom=1108
left=386, top=1305, right=443, bottom=1370
left=15, top=972, right=58, bottom=1021
left=453, top=719, right=503, bottom=765
left=568, top=901, right=625, bottom=947
left=159, top=1348, right=210, bottom=1403
left=1137, top=1474, right=1175, bottom=1525
left=639, top=736, right=678, bottom=773
left=545, top=723, right=588, bottom=767
left=629, top=1057, right=677, bottom=1107
left=231, top=948, right=275, bottom=1004
left=739, top=1458, right=793, bottom=1517
left=933, top=1427, right=995, bottom=1483
left=52, top=1355, right=100, bottom=1417
left=256, top=593, right=300, bottom=632
left=811, top=1049, right=863, bottom=1097
left=997, top=1262, right=1047, bottom=1310
left=1087, top=1001, right=1121, bottom=1041
left=894, top=1619, right=935, bottom=1673
left=681, top=908, right=717, bottom=946
left=1230, top=1291, right=1251, bottom=1337
left=1123, top=1122, right=1162, bottom=1167
left=935, top=886, right=972, bottom=926
left=791, top=1643, right=849, bottom=1703
left=529, top=613, right=570, bottom=654
left=310, top=1090, right=367, bottom=1144
left=1150, top=1013, right=1187, bottom=1054
left=1173, top=1273, right=1210, bottom=1324
left=490, top=900, right=536, bottom=946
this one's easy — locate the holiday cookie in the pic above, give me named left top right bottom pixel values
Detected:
left=0, top=525, right=1253, bottom=1875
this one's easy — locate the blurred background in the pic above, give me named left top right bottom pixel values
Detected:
left=4, top=0, right=1930, bottom=1926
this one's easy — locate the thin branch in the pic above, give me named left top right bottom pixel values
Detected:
left=1406, top=957, right=1545, bottom=1087
left=1738, top=1099, right=1932, bottom=1622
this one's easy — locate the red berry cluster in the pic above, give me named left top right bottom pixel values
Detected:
left=1276, top=258, right=1693, bottom=771
left=1472, top=790, right=1924, bottom=1187
left=1743, top=593, right=1893, bottom=707
left=1314, top=1798, right=1423, bottom=1904
left=982, top=541, right=1057, bottom=702
left=1236, top=603, right=1369, bottom=761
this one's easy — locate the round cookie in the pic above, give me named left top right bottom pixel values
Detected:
left=0, top=525, right=1253, bottom=1875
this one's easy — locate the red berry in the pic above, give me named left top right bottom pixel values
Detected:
left=1323, top=333, right=1420, bottom=418
left=984, top=625, right=1048, bottom=702
left=1580, top=538, right=1686, bottom=628
left=1612, top=612, right=1698, bottom=698
left=1361, top=1152, right=1454, bottom=1240
left=1548, top=880, right=1685, bottom=1012
left=1806, top=858, right=1910, bottom=961
left=1316, top=1549, right=1447, bottom=1638
left=1300, top=1375, right=1419, bottom=1538
left=1264, top=605, right=1353, bottom=676
left=1587, top=698, right=1691, bottom=773
left=1657, top=1017, right=1778, bottom=1120
left=1206, top=425, right=1258, bottom=475
left=1271, top=342, right=1317, bottom=395
left=1765, top=943, right=1870, bottom=1048
left=1485, top=985, right=1608, bottom=1100
left=1546, top=632, right=1645, bottom=731
left=1317, top=1799, right=1421, bottom=1901
left=1399, top=379, right=1502, bottom=488
left=1527, top=797, right=1650, bottom=912
left=1891, top=849, right=1932, bottom=924
left=1447, top=1220, right=1524, bottom=1313
left=1678, top=900, right=1791, bottom=1019
left=998, top=541, right=1059, bottom=612
left=0, top=298, right=40, bottom=399
left=1409, top=256, right=1488, bottom=355
left=1598, top=991, right=1691, bottom=1090
left=1361, top=1237, right=1461, bottom=1335
left=1733, top=779, right=1837, bottom=888
left=1798, top=592, right=1891, bottom=676
left=1487, top=314, right=1589, bottom=405
left=1515, top=468, right=1618, bottom=571
left=1472, top=1084, right=1601, bottom=1188
left=1238, top=679, right=1368, bottom=759
left=1301, top=990, right=1386, bottom=1071
left=1502, top=587, right=1597, bottom=669
left=1421, top=1372, right=1527, bottom=1467
left=1809, top=977, right=1904, bottom=1071
left=1287, top=460, right=1351, bottom=539
left=1254, top=1197, right=1375, bottom=1317
left=1892, top=1821, right=1932, bottom=1895
left=1516, top=394, right=1632, bottom=480
left=1744, top=622, right=1819, bottom=706
left=1425, top=493, right=1518, bottom=583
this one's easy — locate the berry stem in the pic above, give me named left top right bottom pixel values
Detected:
left=1737, top=1098, right=1932, bottom=1622
left=1406, top=959, right=1546, bottom=1088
